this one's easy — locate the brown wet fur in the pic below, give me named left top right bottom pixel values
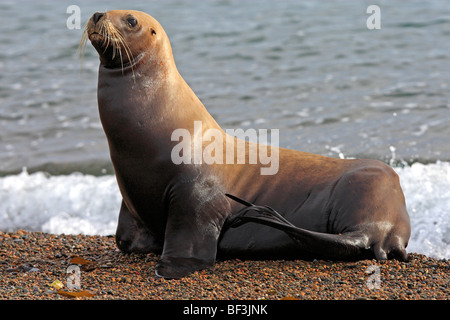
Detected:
left=84, top=10, right=411, bottom=279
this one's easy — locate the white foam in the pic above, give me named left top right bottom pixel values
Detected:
left=0, top=169, right=121, bottom=236
left=394, top=162, right=450, bottom=259
left=0, top=164, right=448, bottom=259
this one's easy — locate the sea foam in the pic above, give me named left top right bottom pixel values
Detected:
left=394, top=162, right=449, bottom=260
left=0, top=169, right=121, bottom=236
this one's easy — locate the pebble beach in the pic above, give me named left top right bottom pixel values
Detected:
left=0, top=230, right=448, bottom=301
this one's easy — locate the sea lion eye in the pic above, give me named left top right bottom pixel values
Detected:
left=127, top=17, right=138, bottom=28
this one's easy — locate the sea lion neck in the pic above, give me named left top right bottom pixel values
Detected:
left=93, top=9, right=222, bottom=153
left=97, top=47, right=220, bottom=133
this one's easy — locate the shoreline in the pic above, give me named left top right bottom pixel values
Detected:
left=0, top=230, right=448, bottom=300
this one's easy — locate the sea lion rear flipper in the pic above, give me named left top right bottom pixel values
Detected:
left=226, top=194, right=369, bottom=259
left=226, top=193, right=295, bottom=229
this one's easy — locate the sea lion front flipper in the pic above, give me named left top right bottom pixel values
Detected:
left=155, top=207, right=220, bottom=279
left=155, top=177, right=230, bottom=279
left=115, top=200, right=163, bottom=254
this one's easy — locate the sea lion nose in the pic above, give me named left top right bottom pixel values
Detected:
left=93, top=12, right=105, bottom=24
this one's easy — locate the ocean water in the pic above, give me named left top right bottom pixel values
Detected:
left=0, top=0, right=449, bottom=259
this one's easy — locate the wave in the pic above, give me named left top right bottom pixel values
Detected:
left=393, top=162, right=449, bottom=260
left=0, top=163, right=448, bottom=259
left=0, top=170, right=121, bottom=236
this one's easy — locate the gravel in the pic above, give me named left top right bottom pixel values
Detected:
left=0, top=230, right=448, bottom=300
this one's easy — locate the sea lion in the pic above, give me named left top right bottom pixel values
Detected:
left=82, top=10, right=411, bottom=279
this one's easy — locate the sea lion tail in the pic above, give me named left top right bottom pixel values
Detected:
left=225, top=194, right=374, bottom=260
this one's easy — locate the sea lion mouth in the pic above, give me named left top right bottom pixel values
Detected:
left=78, top=16, right=137, bottom=77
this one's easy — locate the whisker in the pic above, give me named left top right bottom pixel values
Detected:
left=77, top=22, right=89, bottom=72
left=114, top=28, right=136, bottom=81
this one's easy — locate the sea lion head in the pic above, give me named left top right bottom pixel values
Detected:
left=81, top=10, right=172, bottom=72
